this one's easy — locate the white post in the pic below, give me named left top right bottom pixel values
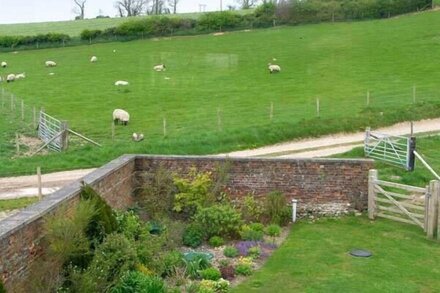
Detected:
left=163, top=117, right=167, bottom=137
left=291, top=199, right=298, bottom=222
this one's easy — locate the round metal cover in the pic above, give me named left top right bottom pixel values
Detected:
left=349, top=249, right=372, bottom=257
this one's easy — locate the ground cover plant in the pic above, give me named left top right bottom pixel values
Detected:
left=1, top=11, right=440, bottom=176
left=233, top=216, right=440, bottom=292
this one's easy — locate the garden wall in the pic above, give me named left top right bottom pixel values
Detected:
left=0, top=155, right=373, bottom=291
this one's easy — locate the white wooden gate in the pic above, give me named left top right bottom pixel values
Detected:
left=368, top=169, right=439, bottom=239
left=37, top=111, right=67, bottom=152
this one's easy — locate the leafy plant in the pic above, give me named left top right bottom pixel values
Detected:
left=266, top=224, right=282, bottom=237
left=247, top=246, right=261, bottom=259
left=200, top=267, right=222, bottom=281
left=240, top=195, right=264, bottom=223
left=223, top=246, right=239, bottom=258
left=193, top=204, right=242, bottom=239
left=111, top=271, right=166, bottom=293
left=183, top=255, right=211, bottom=279
left=235, top=241, right=260, bottom=257
left=264, top=191, right=291, bottom=226
left=239, top=224, right=264, bottom=241
left=220, top=265, right=236, bottom=281
left=162, top=250, right=184, bottom=277
left=209, top=236, right=225, bottom=247
left=0, top=281, right=5, bottom=293
left=182, top=224, right=204, bottom=248
left=235, top=257, right=253, bottom=276
left=173, top=168, right=215, bottom=217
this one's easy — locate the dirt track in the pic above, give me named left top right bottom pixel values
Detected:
left=1, top=118, right=439, bottom=199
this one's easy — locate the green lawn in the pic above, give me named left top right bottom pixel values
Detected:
left=233, top=216, right=440, bottom=292
left=0, top=197, right=38, bottom=211
left=1, top=10, right=440, bottom=176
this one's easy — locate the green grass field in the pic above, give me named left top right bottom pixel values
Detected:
left=0, top=197, right=38, bottom=211
left=0, top=10, right=440, bottom=176
left=233, top=216, right=440, bottom=292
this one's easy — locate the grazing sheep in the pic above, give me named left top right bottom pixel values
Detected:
left=113, top=109, right=130, bottom=125
left=115, top=80, right=129, bottom=86
left=268, top=63, right=281, bottom=74
left=45, top=61, right=57, bottom=67
left=1, top=61, right=7, bottom=68
left=90, top=56, right=98, bottom=63
left=132, top=133, right=144, bottom=142
left=6, top=74, right=15, bottom=83
left=15, top=73, right=26, bottom=79
left=49, top=72, right=55, bottom=76
left=113, top=49, right=117, bottom=53
left=153, top=64, right=166, bottom=72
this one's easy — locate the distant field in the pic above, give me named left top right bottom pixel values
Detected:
left=0, top=10, right=252, bottom=37
left=0, top=10, right=439, bottom=176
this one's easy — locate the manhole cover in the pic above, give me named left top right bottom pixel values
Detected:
left=349, top=249, right=372, bottom=257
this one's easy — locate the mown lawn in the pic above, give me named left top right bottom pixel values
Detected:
left=1, top=10, right=440, bottom=176
left=233, top=216, right=440, bottom=292
left=0, top=197, right=38, bottom=211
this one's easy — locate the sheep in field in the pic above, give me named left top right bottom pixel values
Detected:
left=115, top=80, right=129, bottom=86
left=1, top=61, right=7, bottom=68
left=132, top=133, right=144, bottom=142
left=153, top=64, right=166, bottom=72
left=90, top=56, right=98, bottom=63
left=15, top=73, right=26, bottom=79
left=113, top=109, right=130, bottom=125
left=6, top=74, right=15, bottom=83
left=268, top=63, right=281, bottom=74
left=45, top=61, right=57, bottom=67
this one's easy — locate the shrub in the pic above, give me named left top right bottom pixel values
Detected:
left=200, top=267, right=222, bottom=281
left=223, top=246, right=239, bottom=258
left=220, top=264, right=235, bottom=281
left=266, top=224, right=282, bottom=237
left=199, top=279, right=230, bottom=293
left=197, top=11, right=243, bottom=31
left=235, top=241, right=260, bottom=257
left=209, top=236, right=225, bottom=247
left=116, top=210, right=145, bottom=240
left=162, top=250, right=184, bottom=277
left=264, top=191, right=291, bottom=226
left=182, top=224, right=204, bottom=248
left=137, top=164, right=176, bottom=219
left=239, top=224, right=264, bottom=241
left=173, top=168, right=215, bottom=217
left=0, top=281, right=5, bottom=293
left=111, top=271, right=166, bottom=293
left=247, top=246, right=261, bottom=259
left=183, top=255, right=211, bottom=279
left=235, top=257, right=253, bottom=276
left=80, top=29, right=102, bottom=40
left=240, top=195, right=264, bottom=223
left=193, top=204, right=242, bottom=239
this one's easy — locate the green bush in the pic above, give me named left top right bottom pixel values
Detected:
left=173, top=168, right=215, bottom=217
left=264, top=191, right=291, bottom=226
left=183, top=255, right=211, bottom=279
left=235, top=263, right=252, bottom=276
left=240, top=195, right=264, bottom=223
left=247, top=246, right=261, bottom=259
left=193, top=204, right=242, bottom=239
left=80, top=29, right=102, bottom=40
left=182, top=224, right=204, bottom=248
left=265, top=224, right=282, bottom=237
left=111, top=271, right=166, bottom=293
left=162, top=250, right=184, bottom=277
left=200, top=267, right=222, bottom=281
left=239, top=224, right=264, bottom=241
left=209, top=236, right=225, bottom=247
left=223, top=246, right=239, bottom=258
left=197, top=11, right=244, bottom=31
left=0, top=280, right=6, bottom=293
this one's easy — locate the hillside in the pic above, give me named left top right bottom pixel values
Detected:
left=0, top=10, right=439, bottom=176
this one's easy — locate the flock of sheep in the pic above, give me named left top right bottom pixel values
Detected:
left=1, top=52, right=281, bottom=142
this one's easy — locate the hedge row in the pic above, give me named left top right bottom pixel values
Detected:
left=0, top=0, right=432, bottom=49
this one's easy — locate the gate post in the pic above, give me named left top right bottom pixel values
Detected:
left=368, top=169, right=377, bottom=220
left=60, top=121, right=69, bottom=151
left=427, top=180, right=439, bottom=239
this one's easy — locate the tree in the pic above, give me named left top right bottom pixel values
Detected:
left=150, top=0, right=170, bottom=14
left=167, top=0, right=179, bottom=14
left=236, top=0, right=258, bottom=9
left=73, top=0, right=87, bottom=20
left=114, top=0, right=149, bottom=17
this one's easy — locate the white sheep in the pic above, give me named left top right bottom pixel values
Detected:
left=268, top=63, right=281, bottom=74
left=132, top=133, right=144, bottom=142
left=153, top=64, right=166, bottom=72
left=15, top=73, right=26, bottom=79
left=1, top=61, right=7, bottom=68
left=113, top=109, right=130, bottom=125
left=6, top=74, right=15, bottom=83
left=115, top=80, right=129, bottom=86
left=90, top=56, right=98, bottom=63
left=45, top=61, right=57, bottom=67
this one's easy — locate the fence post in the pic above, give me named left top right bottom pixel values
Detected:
left=368, top=169, right=377, bottom=220
left=37, top=166, right=42, bottom=200
left=60, top=121, right=69, bottom=151
left=427, top=180, right=439, bottom=239
left=21, top=99, right=24, bottom=121
left=33, top=106, right=37, bottom=129
left=111, top=122, right=115, bottom=142
left=366, top=90, right=370, bottom=106
left=270, top=102, right=273, bottom=121
left=316, top=97, right=320, bottom=117
left=217, top=107, right=222, bottom=131
left=413, top=84, right=416, bottom=104
left=15, top=132, right=19, bottom=155
left=163, top=117, right=167, bottom=138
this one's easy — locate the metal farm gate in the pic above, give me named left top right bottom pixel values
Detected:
left=37, top=111, right=67, bottom=152
left=364, top=128, right=415, bottom=170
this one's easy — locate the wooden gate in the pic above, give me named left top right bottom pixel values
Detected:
left=368, top=169, right=440, bottom=239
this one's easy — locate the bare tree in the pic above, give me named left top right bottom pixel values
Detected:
left=73, top=0, right=87, bottom=20
left=150, top=0, right=169, bottom=14
left=167, top=0, right=179, bottom=14
left=236, top=0, right=258, bottom=9
left=114, top=0, right=149, bottom=17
